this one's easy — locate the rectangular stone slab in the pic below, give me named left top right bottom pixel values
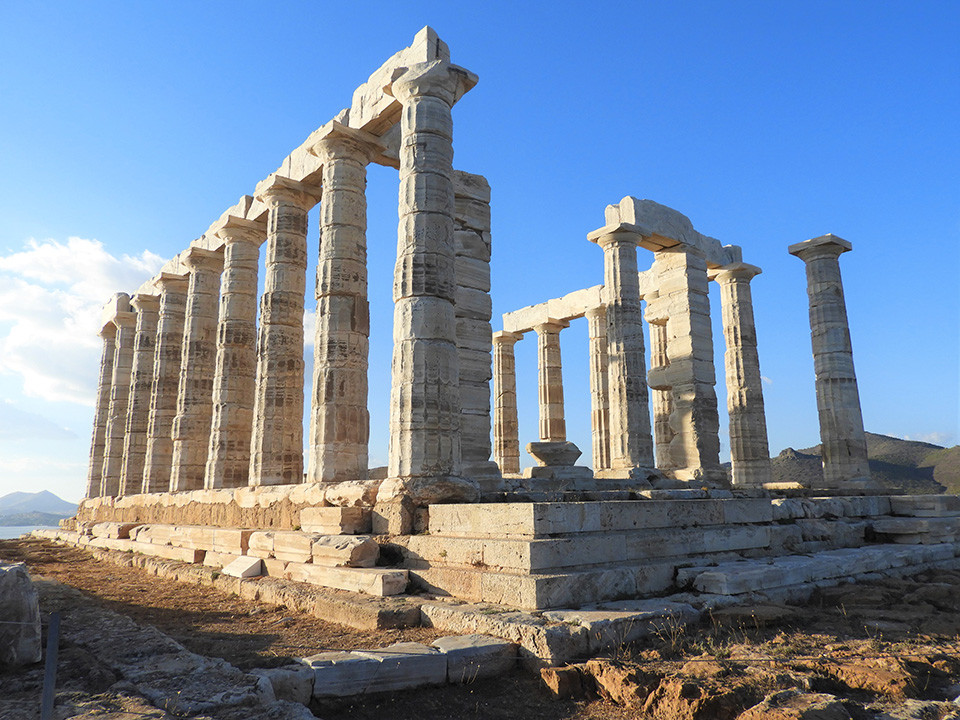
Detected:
left=300, top=506, right=371, bottom=535
left=431, top=634, right=516, bottom=683
left=286, top=562, right=408, bottom=596
left=353, top=642, right=447, bottom=691
left=223, top=556, right=263, bottom=578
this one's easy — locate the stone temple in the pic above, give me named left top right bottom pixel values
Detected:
left=43, top=28, right=960, bottom=668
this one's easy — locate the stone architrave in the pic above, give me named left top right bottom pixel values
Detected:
left=142, top=273, right=189, bottom=494
left=711, top=263, right=772, bottom=487
left=100, top=309, right=137, bottom=497
left=84, top=324, right=117, bottom=498
left=118, top=293, right=161, bottom=496
left=588, top=226, right=654, bottom=472
left=652, top=248, right=724, bottom=483
left=307, top=123, right=383, bottom=484
left=386, top=60, right=477, bottom=489
left=170, top=248, right=224, bottom=492
left=644, top=291, right=676, bottom=471
left=205, top=217, right=265, bottom=489
left=492, top=331, right=522, bottom=475
left=789, top=234, right=871, bottom=488
left=534, top=320, right=568, bottom=443
left=249, top=176, right=321, bottom=486
left=585, top=305, right=611, bottom=472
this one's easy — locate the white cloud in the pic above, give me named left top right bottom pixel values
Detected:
left=0, top=237, right=167, bottom=406
left=761, top=376, right=773, bottom=386
left=901, top=431, right=957, bottom=448
left=303, top=308, right=316, bottom=348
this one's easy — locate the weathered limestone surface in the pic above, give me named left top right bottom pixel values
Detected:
left=85, top=323, right=117, bottom=498
left=789, top=234, right=871, bottom=489
left=100, top=307, right=137, bottom=497
left=142, top=273, right=189, bottom=494
left=170, top=248, right=224, bottom=493
left=585, top=306, right=611, bottom=472
left=205, top=217, right=265, bottom=489
left=250, top=176, right=321, bottom=486
left=645, top=293, right=675, bottom=471
left=535, top=320, right=568, bottom=442
left=0, top=562, right=42, bottom=666
left=119, top=293, right=160, bottom=496
left=492, top=331, right=522, bottom=475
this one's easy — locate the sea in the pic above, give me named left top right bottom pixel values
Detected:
left=0, top=526, right=58, bottom=540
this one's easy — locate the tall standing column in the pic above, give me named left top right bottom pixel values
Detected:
left=589, top=228, right=654, bottom=471
left=387, top=60, right=477, bottom=485
left=535, top=320, right=568, bottom=442
left=85, top=324, right=117, bottom=498
left=789, top=234, right=871, bottom=488
left=100, top=308, right=137, bottom=497
left=142, top=273, right=189, bottom=493
left=492, top=331, right=522, bottom=475
left=170, top=248, right=223, bottom=492
left=118, top=293, right=160, bottom=496
left=585, top=305, right=611, bottom=471
left=307, top=123, right=382, bottom=484
left=205, top=218, right=265, bottom=489
left=645, top=291, right=676, bottom=471
left=250, top=176, right=321, bottom=486
left=712, top=264, right=772, bottom=487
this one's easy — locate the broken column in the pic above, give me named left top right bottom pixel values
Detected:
left=307, top=123, right=382, bottom=484
left=170, top=247, right=223, bottom=492
left=118, top=293, right=160, bottom=496
left=789, top=234, right=871, bottom=489
left=250, top=176, right=321, bottom=486
left=585, top=305, right=611, bottom=472
left=492, top=331, right=522, bottom=475
left=142, top=273, right=189, bottom=494
left=85, top=321, right=118, bottom=498
left=99, top=301, right=136, bottom=497
left=205, top=217, right=265, bottom=489
left=711, top=263, right=771, bottom=487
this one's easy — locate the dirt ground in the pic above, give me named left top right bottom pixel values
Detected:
left=5, top=536, right=960, bottom=719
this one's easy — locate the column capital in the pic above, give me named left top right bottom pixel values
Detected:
left=492, top=330, right=524, bottom=345
left=308, top=120, right=385, bottom=165
left=388, top=60, right=478, bottom=106
left=254, top=174, right=322, bottom=210
left=130, top=293, right=161, bottom=314
left=214, top=215, right=267, bottom=247
left=788, top=233, right=852, bottom=262
left=587, top=222, right=645, bottom=249
left=533, top=319, right=569, bottom=334
left=99, top=323, right=117, bottom=340
left=182, top=247, right=223, bottom=274
left=111, top=310, right=137, bottom=329
left=154, top=272, right=189, bottom=293
left=709, top=262, right=762, bottom=284
left=584, top=304, right=607, bottom=320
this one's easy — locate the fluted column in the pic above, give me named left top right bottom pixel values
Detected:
left=645, top=292, right=675, bottom=471
left=492, top=331, right=522, bottom=475
left=585, top=305, right=611, bottom=471
left=118, top=293, right=160, bottom=496
left=590, top=228, right=654, bottom=470
left=100, top=309, right=137, bottom=497
left=387, top=60, right=476, bottom=482
left=789, top=234, right=871, bottom=488
left=205, top=217, right=265, bottom=489
left=535, top=320, right=568, bottom=442
left=170, top=248, right=223, bottom=492
left=142, top=273, right=189, bottom=493
left=85, top=324, right=117, bottom=498
left=712, top=264, right=771, bottom=487
left=250, top=176, right=321, bottom=486
left=307, top=123, right=382, bottom=484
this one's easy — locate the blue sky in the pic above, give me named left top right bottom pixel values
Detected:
left=1, top=2, right=957, bottom=503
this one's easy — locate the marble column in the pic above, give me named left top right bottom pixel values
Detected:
left=205, top=217, right=265, bottom=489
left=250, top=176, right=321, bottom=486
left=85, top=324, right=117, bottom=498
left=99, top=309, right=137, bottom=497
left=645, top=293, right=676, bottom=471
left=492, top=331, right=522, bottom=475
left=585, top=305, right=611, bottom=472
left=789, top=234, right=871, bottom=487
left=712, top=264, right=772, bottom=487
left=170, top=248, right=223, bottom=492
left=142, top=273, right=189, bottom=494
left=307, top=123, right=382, bottom=484
left=118, top=293, right=160, bottom=496
left=387, top=60, right=476, bottom=483
left=590, top=228, right=654, bottom=471
left=535, top=320, right=568, bottom=442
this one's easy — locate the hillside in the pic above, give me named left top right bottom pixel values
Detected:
left=0, top=490, right=76, bottom=518
left=0, top=511, right=67, bottom=527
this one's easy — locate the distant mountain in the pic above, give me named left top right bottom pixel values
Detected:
left=0, top=511, right=67, bottom=527
left=0, top=490, right=77, bottom=518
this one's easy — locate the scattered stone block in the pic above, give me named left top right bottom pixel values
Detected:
left=262, top=558, right=288, bottom=577
left=285, top=563, right=407, bottom=596
left=540, top=665, right=587, bottom=699
left=311, top=536, right=378, bottom=568
left=251, top=664, right=315, bottom=705
left=304, top=651, right=382, bottom=697
left=248, top=531, right=275, bottom=559
left=432, top=634, right=516, bottom=683
left=92, top=522, right=143, bottom=539
left=0, top=562, right=41, bottom=666
left=223, top=556, right=263, bottom=578
left=273, top=532, right=321, bottom=563
left=353, top=642, right=447, bottom=692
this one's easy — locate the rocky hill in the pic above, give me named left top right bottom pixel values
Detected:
left=0, top=490, right=76, bottom=520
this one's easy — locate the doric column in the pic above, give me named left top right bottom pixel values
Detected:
left=585, top=305, right=611, bottom=471
left=589, top=227, right=654, bottom=470
left=118, top=293, right=160, bottom=496
left=99, top=309, right=137, bottom=497
left=711, top=263, right=772, bottom=487
left=653, top=249, right=724, bottom=483
left=535, top=320, right=568, bottom=442
left=307, top=123, right=382, bottom=484
left=387, top=60, right=476, bottom=482
left=645, top=292, right=675, bottom=471
left=492, top=331, right=522, bottom=475
left=84, top=324, right=117, bottom=498
left=142, top=273, right=189, bottom=494
left=789, top=234, right=871, bottom=488
left=170, top=248, right=223, bottom=492
left=205, top=217, right=265, bottom=489
left=250, top=176, right=321, bottom=486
